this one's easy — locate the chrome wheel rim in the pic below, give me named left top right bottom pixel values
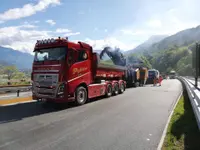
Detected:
left=77, top=90, right=85, bottom=103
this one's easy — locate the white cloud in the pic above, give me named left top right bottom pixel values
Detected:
left=56, top=28, right=71, bottom=33
left=104, top=29, right=108, bottom=33
left=0, top=0, right=61, bottom=22
left=147, top=19, right=162, bottom=28
left=64, top=32, right=80, bottom=37
left=46, top=19, right=56, bottom=26
left=84, top=37, right=136, bottom=51
left=120, top=29, right=146, bottom=36
left=0, top=24, right=80, bottom=54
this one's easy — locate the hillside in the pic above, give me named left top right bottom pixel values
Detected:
left=0, top=47, right=34, bottom=69
left=126, top=25, right=200, bottom=56
left=126, top=35, right=168, bottom=54
left=149, top=25, right=200, bottom=53
left=125, top=25, right=200, bottom=75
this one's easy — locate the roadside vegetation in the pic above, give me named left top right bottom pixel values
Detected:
left=162, top=86, right=200, bottom=150
left=0, top=65, right=31, bottom=86
left=128, top=43, right=195, bottom=76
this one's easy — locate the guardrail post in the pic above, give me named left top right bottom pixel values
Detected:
left=17, top=90, right=20, bottom=97
left=195, top=77, right=198, bottom=87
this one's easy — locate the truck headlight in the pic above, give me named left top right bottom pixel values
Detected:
left=57, top=83, right=65, bottom=96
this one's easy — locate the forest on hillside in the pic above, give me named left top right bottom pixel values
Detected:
left=127, top=43, right=194, bottom=76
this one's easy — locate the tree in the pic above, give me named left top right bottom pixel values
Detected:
left=140, top=56, right=152, bottom=69
left=13, top=72, right=26, bottom=80
left=2, top=66, right=18, bottom=80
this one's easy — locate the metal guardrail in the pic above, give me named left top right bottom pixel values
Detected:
left=0, top=85, right=32, bottom=94
left=178, top=76, right=200, bottom=130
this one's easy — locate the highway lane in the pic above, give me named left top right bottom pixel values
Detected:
left=0, top=79, right=182, bottom=150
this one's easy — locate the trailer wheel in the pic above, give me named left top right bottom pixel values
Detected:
left=113, top=83, right=119, bottom=95
left=119, top=82, right=125, bottom=94
left=134, top=82, right=139, bottom=87
left=75, top=86, right=87, bottom=105
left=105, top=84, right=112, bottom=97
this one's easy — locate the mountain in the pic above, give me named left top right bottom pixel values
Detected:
left=128, top=25, right=200, bottom=55
left=149, top=25, right=200, bottom=53
left=0, top=47, right=34, bottom=69
left=125, top=35, right=168, bottom=54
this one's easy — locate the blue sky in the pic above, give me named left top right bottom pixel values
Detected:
left=0, top=0, right=199, bottom=54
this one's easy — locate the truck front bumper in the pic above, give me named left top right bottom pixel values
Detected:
left=32, top=94, right=75, bottom=103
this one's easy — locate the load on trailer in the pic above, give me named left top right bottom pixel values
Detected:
left=99, top=47, right=148, bottom=87
left=31, top=37, right=126, bottom=105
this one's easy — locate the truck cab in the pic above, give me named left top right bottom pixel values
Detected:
left=32, top=37, right=93, bottom=104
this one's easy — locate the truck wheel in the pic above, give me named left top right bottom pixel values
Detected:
left=105, top=84, right=112, bottom=97
left=134, top=82, right=139, bottom=87
left=75, top=86, right=87, bottom=105
left=113, top=83, right=119, bottom=95
left=119, top=82, right=125, bottom=94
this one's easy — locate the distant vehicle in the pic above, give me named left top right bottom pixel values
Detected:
left=169, top=71, right=176, bottom=79
left=146, top=69, right=160, bottom=84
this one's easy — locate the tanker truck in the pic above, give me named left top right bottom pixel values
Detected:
left=31, top=37, right=126, bottom=105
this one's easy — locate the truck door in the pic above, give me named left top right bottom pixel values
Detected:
left=67, top=49, right=91, bottom=93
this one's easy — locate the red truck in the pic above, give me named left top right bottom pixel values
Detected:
left=31, top=37, right=126, bottom=105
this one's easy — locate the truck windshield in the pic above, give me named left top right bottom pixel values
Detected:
left=34, top=47, right=66, bottom=62
left=148, top=71, right=155, bottom=76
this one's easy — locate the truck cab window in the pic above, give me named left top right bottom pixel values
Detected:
left=78, top=50, right=88, bottom=62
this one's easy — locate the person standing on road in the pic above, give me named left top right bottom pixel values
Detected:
left=158, top=75, right=163, bottom=86
left=153, top=75, right=157, bottom=86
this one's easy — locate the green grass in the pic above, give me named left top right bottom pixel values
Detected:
left=162, top=90, right=200, bottom=150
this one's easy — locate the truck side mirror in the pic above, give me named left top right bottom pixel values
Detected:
left=67, top=50, right=74, bottom=66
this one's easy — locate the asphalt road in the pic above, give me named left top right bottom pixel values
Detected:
left=0, top=79, right=182, bottom=150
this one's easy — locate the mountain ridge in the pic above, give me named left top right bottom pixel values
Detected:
left=0, top=46, right=34, bottom=69
left=127, top=25, right=200, bottom=55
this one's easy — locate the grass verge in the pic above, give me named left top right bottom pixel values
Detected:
left=162, top=88, right=200, bottom=150
left=0, top=96, right=33, bottom=106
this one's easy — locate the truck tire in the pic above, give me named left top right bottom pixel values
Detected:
left=113, top=83, right=119, bottom=95
left=134, top=82, right=139, bottom=87
left=75, top=86, right=87, bottom=105
left=105, top=84, right=112, bottom=97
left=119, top=82, right=125, bottom=94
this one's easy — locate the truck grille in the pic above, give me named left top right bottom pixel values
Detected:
left=33, top=74, right=59, bottom=97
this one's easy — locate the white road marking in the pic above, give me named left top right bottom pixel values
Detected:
left=194, top=89, right=200, bottom=99
left=194, top=99, right=199, bottom=106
